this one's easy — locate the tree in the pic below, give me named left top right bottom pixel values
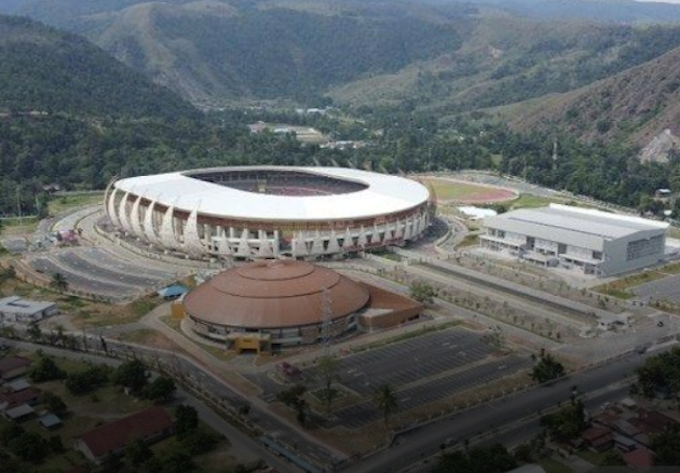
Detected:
left=410, top=281, right=437, bottom=304
left=143, top=376, right=176, bottom=403
left=540, top=400, right=586, bottom=442
left=482, top=326, right=505, bottom=351
left=65, top=365, right=109, bottom=395
left=316, top=354, right=340, bottom=418
left=277, top=384, right=308, bottom=426
left=601, top=450, right=626, bottom=466
left=635, top=346, right=680, bottom=398
left=531, top=354, right=565, bottom=383
left=27, top=323, right=42, bottom=342
left=125, top=438, right=153, bottom=466
left=432, top=444, right=517, bottom=473
left=28, top=353, right=66, bottom=382
left=8, top=431, right=49, bottom=463
left=49, top=272, right=68, bottom=292
left=175, top=405, right=199, bottom=437
left=652, top=424, right=680, bottom=466
left=179, top=428, right=221, bottom=455
left=374, top=384, right=398, bottom=426
left=42, top=391, right=67, bottom=416
left=112, top=359, right=148, bottom=393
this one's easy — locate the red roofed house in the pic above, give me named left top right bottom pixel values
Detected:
left=74, top=406, right=174, bottom=463
left=623, top=448, right=654, bottom=469
left=580, top=426, right=614, bottom=452
left=0, top=357, right=31, bottom=381
left=0, top=387, right=41, bottom=411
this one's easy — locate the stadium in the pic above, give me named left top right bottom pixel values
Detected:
left=104, top=166, right=433, bottom=260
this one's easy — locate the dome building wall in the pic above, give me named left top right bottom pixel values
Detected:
left=104, top=166, right=432, bottom=261
left=182, top=260, right=371, bottom=348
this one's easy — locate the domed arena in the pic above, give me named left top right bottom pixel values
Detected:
left=104, top=166, right=433, bottom=261
left=183, top=260, right=371, bottom=350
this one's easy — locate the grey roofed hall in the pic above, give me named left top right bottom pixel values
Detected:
left=483, top=204, right=667, bottom=251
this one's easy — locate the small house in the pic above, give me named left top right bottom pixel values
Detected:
left=0, top=356, right=31, bottom=381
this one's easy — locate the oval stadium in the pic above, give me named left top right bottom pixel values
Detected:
left=104, top=166, right=433, bottom=259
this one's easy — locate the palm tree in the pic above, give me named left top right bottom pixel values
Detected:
left=49, top=272, right=68, bottom=292
left=374, top=384, right=398, bottom=426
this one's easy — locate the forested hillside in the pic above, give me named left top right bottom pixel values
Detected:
left=506, top=44, right=680, bottom=152
left=25, top=0, right=472, bottom=106
left=331, top=18, right=680, bottom=114
left=0, top=15, right=196, bottom=118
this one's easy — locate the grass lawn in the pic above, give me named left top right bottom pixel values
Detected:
left=47, top=193, right=104, bottom=215
left=421, top=178, right=510, bottom=202
left=0, top=216, right=39, bottom=234
left=538, top=456, right=572, bottom=473
left=510, top=193, right=563, bottom=209
left=576, top=449, right=610, bottom=465
left=457, top=234, right=479, bottom=248
left=70, top=295, right=161, bottom=329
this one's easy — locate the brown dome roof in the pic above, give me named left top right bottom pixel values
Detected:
left=183, top=260, right=369, bottom=329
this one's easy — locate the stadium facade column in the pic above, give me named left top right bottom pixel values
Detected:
left=130, top=194, right=144, bottom=237
left=184, top=207, right=204, bottom=256
left=143, top=200, right=158, bottom=244
left=106, top=188, right=121, bottom=229
left=272, top=230, right=280, bottom=256
left=118, top=192, right=132, bottom=234
left=311, top=231, right=324, bottom=255
left=327, top=230, right=340, bottom=254
left=236, top=229, right=250, bottom=257
left=343, top=228, right=353, bottom=250
left=160, top=205, right=178, bottom=249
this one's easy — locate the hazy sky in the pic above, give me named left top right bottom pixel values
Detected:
left=635, top=0, right=680, bottom=4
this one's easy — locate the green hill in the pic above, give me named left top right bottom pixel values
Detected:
left=504, top=44, right=680, bottom=155
left=3, top=0, right=474, bottom=107
left=0, top=15, right=196, bottom=118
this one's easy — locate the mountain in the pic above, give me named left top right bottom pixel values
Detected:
left=443, top=0, right=680, bottom=24
left=0, top=0, right=475, bottom=107
left=504, top=43, right=680, bottom=161
left=329, top=17, right=680, bottom=113
left=0, top=14, right=196, bottom=118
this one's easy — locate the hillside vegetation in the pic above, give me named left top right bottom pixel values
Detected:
left=0, top=15, right=195, bottom=118
left=506, top=44, right=680, bottom=151
left=42, top=0, right=474, bottom=107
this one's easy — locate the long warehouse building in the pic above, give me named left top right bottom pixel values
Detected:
left=480, top=204, right=668, bottom=276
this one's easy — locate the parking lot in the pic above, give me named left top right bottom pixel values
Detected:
left=304, top=330, right=492, bottom=396
left=27, top=247, right=184, bottom=300
left=632, top=273, right=680, bottom=303
left=331, top=354, right=531, bottom=428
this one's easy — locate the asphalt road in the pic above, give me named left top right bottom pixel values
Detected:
left=344, top=347, right=665, bottom=473
left=403, top=382, right=633, bottom=473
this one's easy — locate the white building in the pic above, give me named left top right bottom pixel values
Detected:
left=105, top=166, right=432, bottom=261
left=480, top=204, right=668, bottom=276
left=0, top=297, right=58, bottom=324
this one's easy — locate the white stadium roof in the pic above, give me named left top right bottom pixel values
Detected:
left=114, top=167, right=430, bottom=222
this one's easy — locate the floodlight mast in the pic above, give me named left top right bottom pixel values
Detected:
left=320, top=288, right=333, bottom=356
